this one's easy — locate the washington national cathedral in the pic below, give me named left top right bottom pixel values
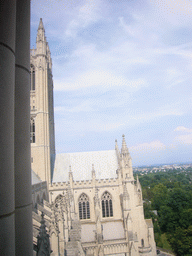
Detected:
left=0, top=2, right=157, bottom=254
left=30, top=19, right=157, bottom=256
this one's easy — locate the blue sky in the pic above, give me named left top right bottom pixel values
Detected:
left=31, top=0, right=192, bottom=166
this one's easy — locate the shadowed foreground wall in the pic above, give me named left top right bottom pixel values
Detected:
left=0, top=1, right=33, bottom=255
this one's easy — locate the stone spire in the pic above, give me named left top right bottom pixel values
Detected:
left=115, top=139, right=120, bottom=163
left=121, top=134, right=129, bottom=155
left=36, top=18, right=46, bottom=55
left=38, top=18, right=45, bottom=31
left=37, top=212, right=51, bottom=256
left=119, top=135, right=134, bottom=180
left=135, top=175, right=142, bottom=205
left=115, top=139, right=118, bottom=151
left=136, top=175, right=141, bottom=191
left=37, top=18, right=46, bottom=41
left=92, top=164, right=96, bottom=179
left=69, top=165, right=73, bottom=183
left=31, top=18, right=55, bottom=184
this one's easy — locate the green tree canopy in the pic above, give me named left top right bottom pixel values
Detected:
left=151, top=183, right=168, bottom=211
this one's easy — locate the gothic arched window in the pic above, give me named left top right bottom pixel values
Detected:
left=30, top=118, right=35, bottom=143
left=101, top=191, right=113, bottom=218
left=78, top=193, right=90, bottom=220
left=30, top=65, right=35, bottom=90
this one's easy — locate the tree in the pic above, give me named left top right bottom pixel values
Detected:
left=158, top=205, right=178, bottom=234
left=151, top=183, right=168, bottom=211
left=179, top=209, right=192, bottom=229
left=168, top=226, right=192, bottom=256
left=167, top=188, right=192, bottom=213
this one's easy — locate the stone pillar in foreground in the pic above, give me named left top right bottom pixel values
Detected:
left=0, top=1, right=16, bottom=255
left=14, top=0, right=33, bottom=255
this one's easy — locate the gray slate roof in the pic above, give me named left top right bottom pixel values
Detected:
left=52, top=150, right=118, bottom=182
left=32, top=170, right=42, bottom=185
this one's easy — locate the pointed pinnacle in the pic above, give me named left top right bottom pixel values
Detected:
left=115, top=139, right=119, bottom=152
left=121, top=134, right=129, bottom=154
left=137, top=175, right=140, bottom=183
left=38, top=18, right=44, bottom=30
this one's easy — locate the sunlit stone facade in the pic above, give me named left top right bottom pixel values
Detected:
left=30, top=18, right=55, bottom=184
left=31, top=19, right=157, bottom=256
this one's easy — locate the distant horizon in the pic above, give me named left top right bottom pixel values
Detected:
left=31, top=0, right=192, bottom=166
left=133, top=161, right=192, bottom=168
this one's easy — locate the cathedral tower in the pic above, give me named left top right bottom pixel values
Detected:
left=30, top=19, right=55, bottom=184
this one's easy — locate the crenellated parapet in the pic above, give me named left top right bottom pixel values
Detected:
left=74, top=180, right=92, bottom=186
left=50, top=181, right=68, bottom=190
left=50, top=177, right=119, bottom=191
left=96, top=178, right=118, bottom=185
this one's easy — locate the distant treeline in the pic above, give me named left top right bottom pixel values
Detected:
left=135, top=167, right=192, bottom=256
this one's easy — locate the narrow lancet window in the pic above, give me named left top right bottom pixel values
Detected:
left=78, top=193, right=90, bottom=220
left=79, top=202, right=82, bottom=219
left=87, top=201, right=90, bottom=219
left=30, top=118, right=35, bottom=143
left=101, top=191, right=113, bottom=218
left=30, top=65, right=35, bottom=90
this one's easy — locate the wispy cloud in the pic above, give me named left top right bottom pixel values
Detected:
left=65, top=0, right=102, bottom=37
left=150, top=0, right=192, bottom=16
left=130, top=140, right=166, bottom=153
left=54, top=71, right=147, bottom=92
left=175, top=134, right=192, bottom=144
left=31, top=0, right=192, bottom=165
left=149, top=0, right=192, bottom=27
left=174, top=126, right=192, bottom=132
left=174, top=126, right=192, bottom=144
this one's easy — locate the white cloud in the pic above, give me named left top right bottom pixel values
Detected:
left=128, top=106, right=183, bottom=124
left=150, top=0, right=192, bottom=16
left=119, top=17, right=135, bottom=37
left=130, top=140, right=166, bottom=153
left=54, top=70, right=147, bottom=92
left=174, top=126, right=192, bottom=144
left=55, top=100, right=93, bottom=113
left=175, top=134, right=192, bottom=144
left=149, top=0, right=192, bottom=27
left=89, top=121, right=124, bottom=132
left=65, top=0, right=101, bottom=37
left=31, top=0, right=192, bottom=164
left=174, top=126, right=192, bottom=132
left=55, top=116, right=124, bottom=133
left=153, top=44, right=192, bottom=61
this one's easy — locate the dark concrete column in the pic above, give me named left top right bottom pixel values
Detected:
left=0, top=1, right=16, bottom=255
left=14, top=0, right=33, bottom=255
